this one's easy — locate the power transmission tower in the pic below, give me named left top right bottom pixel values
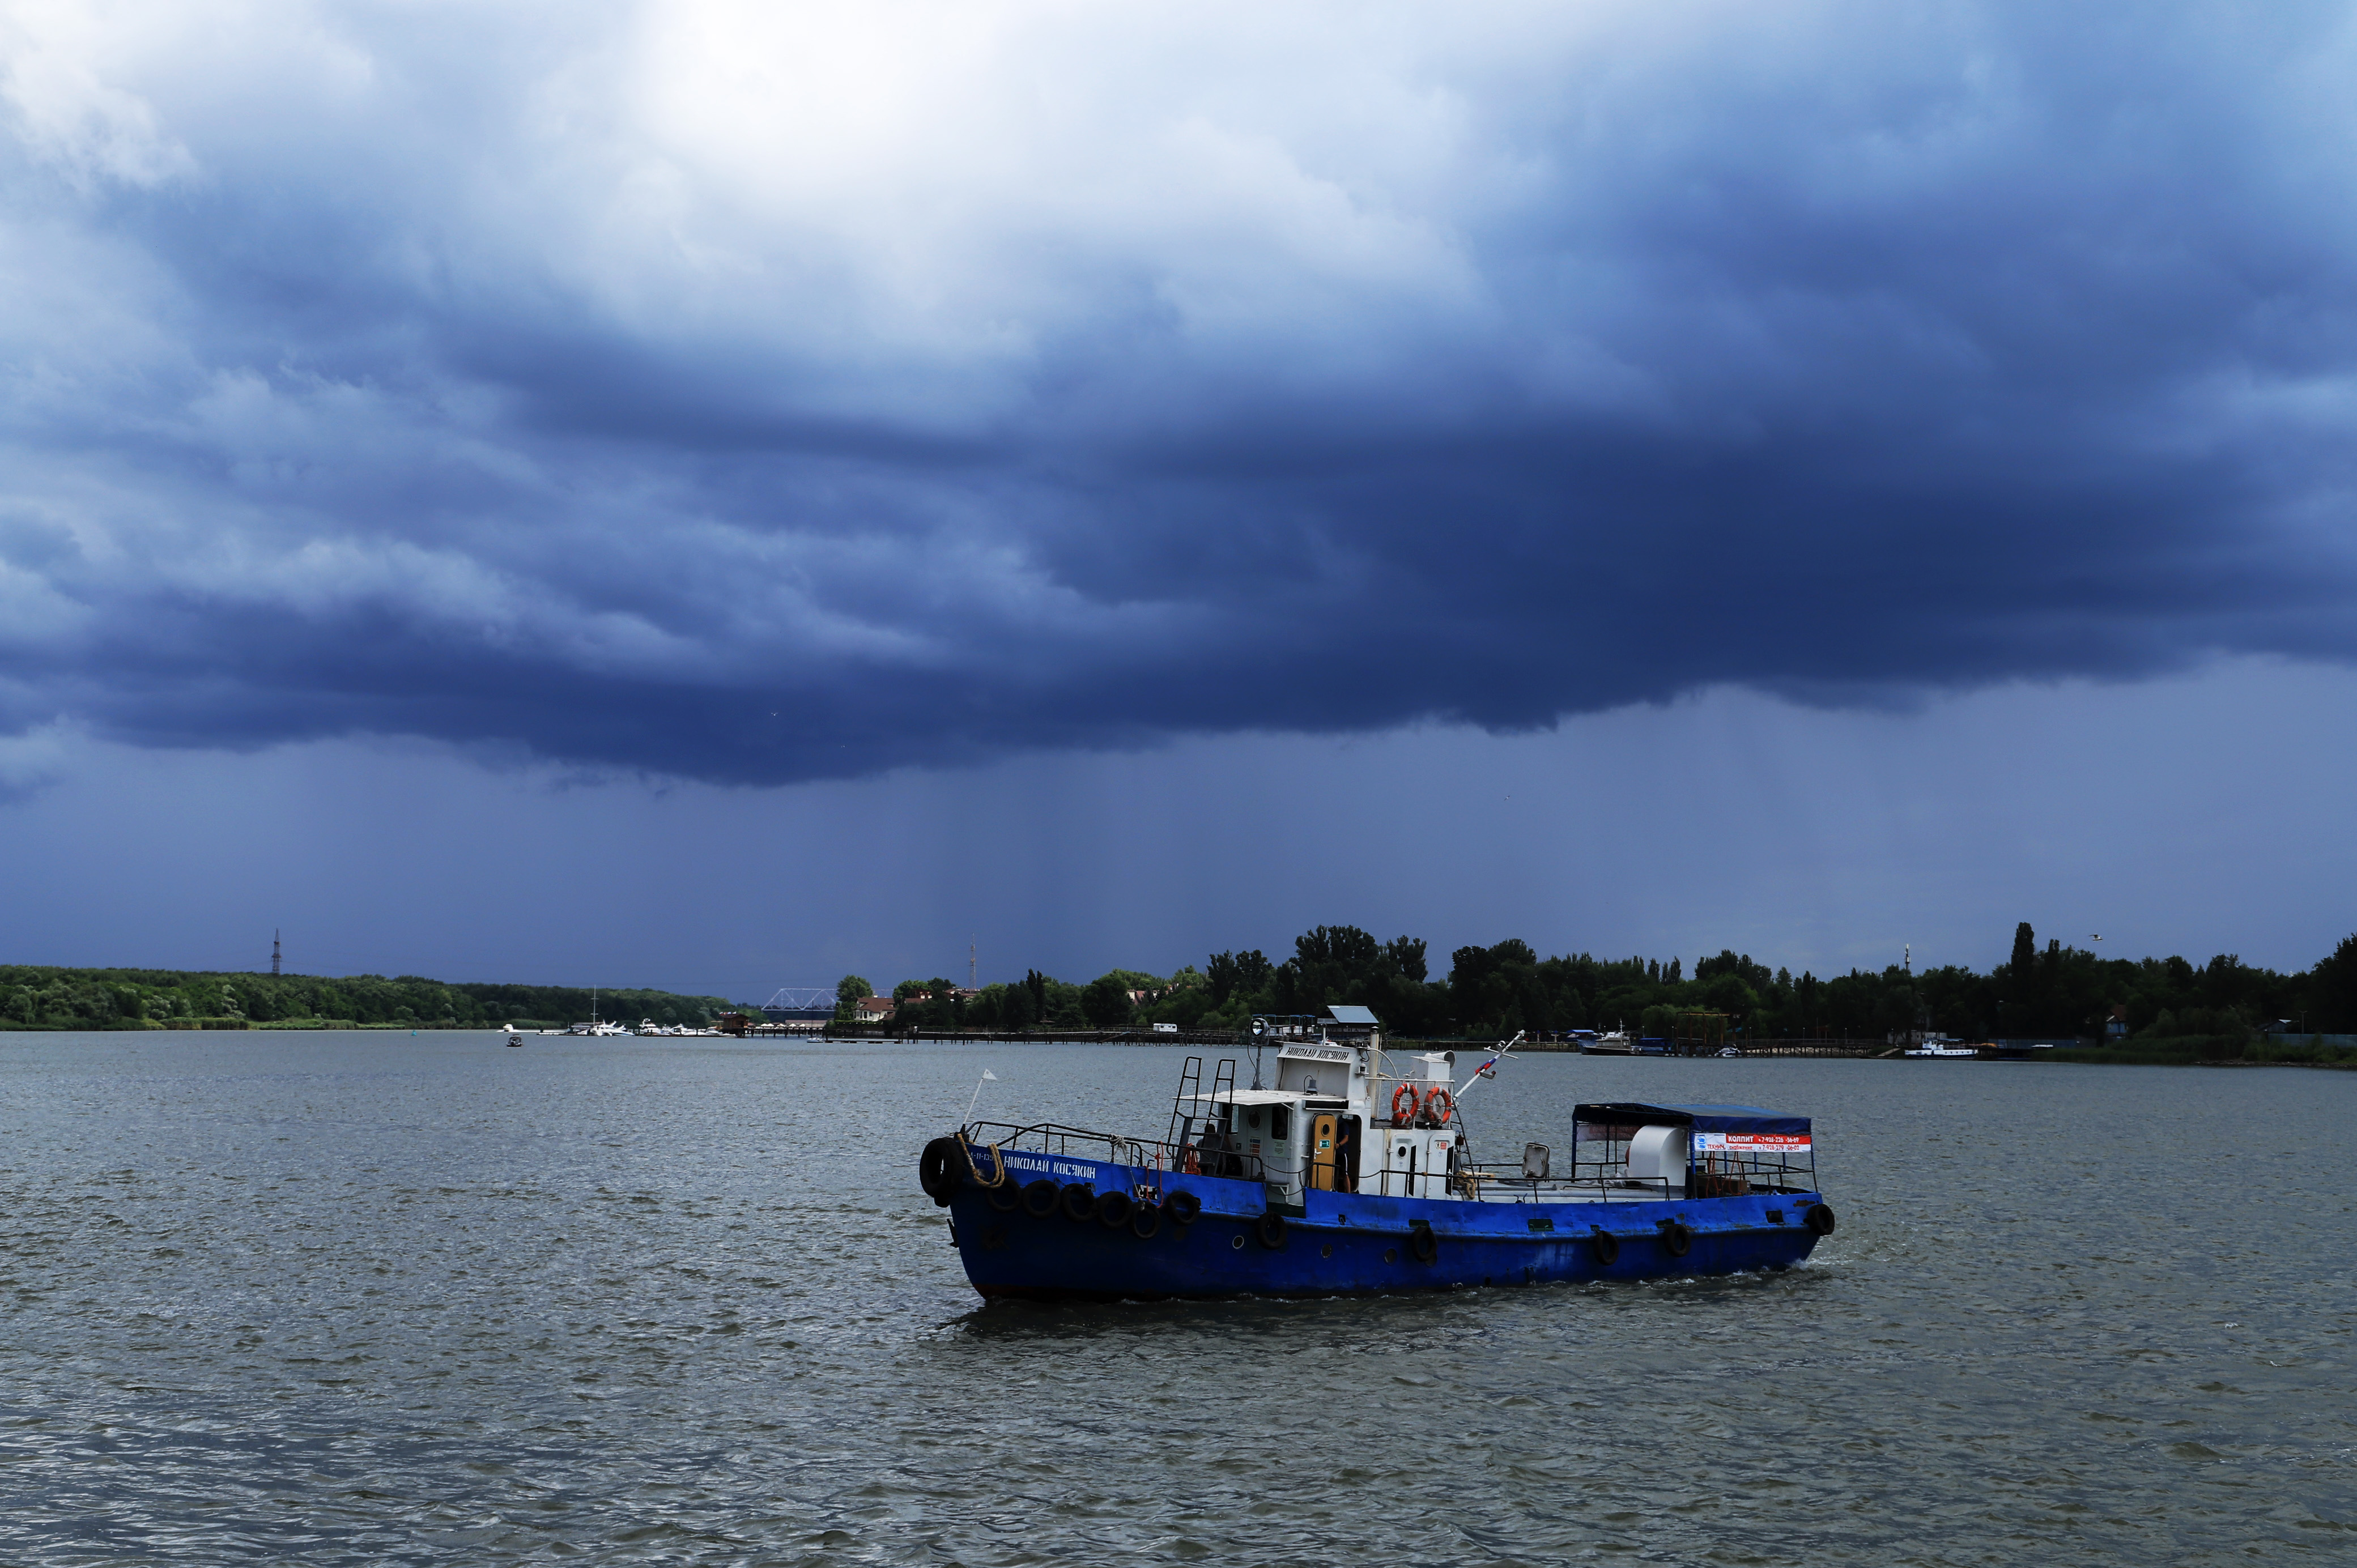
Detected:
left=271, top=930, right=282, bottom=977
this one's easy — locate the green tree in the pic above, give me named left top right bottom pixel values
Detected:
left=1045, top=981, right=1088, bottom=1030
left=1207, top=951, right=1273, bottom=1007
left=1448, top=939, right=1549, bottom=1036
left=1083, top=973, right=1136, bottom=1029
left=2307, top=934, right=2357, bottom=1032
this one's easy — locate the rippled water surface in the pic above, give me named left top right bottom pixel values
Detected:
left=2, top=1033, right=2351, bottom=1565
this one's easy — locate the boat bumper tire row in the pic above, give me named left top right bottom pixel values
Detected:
left=1805, top=1202, right=1837, bottom=1236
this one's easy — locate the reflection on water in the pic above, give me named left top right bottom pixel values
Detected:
left=1, top=1033, right=2350, bottom=1564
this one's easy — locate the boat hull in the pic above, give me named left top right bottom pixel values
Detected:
left=938, top=1145, right=1824, bottom=1301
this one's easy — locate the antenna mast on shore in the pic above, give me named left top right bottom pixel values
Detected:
left=970, top=938, right=976, bottom=990
left=271, top=930, right=282, bottom=977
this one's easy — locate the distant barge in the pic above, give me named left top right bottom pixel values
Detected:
left=920, top=1010, right=1836, bottom=1300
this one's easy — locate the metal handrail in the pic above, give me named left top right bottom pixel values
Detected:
left=965, top=1119, right=1269, bottom=1184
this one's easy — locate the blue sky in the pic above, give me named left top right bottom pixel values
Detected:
left=3, top=2, right=2354, bottom=998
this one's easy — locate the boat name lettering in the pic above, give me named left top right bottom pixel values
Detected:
left=1003, top=1156, right=1098, bottom=1179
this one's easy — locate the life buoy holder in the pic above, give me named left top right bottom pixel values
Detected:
left=1421, top=1086, right=1454, bottom=1127
left=1389, top=1083, right=1420, bottom=1123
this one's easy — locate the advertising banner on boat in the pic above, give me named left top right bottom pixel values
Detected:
left=1692, top=1131, right=1811, bottom=1153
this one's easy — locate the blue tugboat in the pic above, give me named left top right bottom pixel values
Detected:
left=918, top=1009, right=1837, bottom=1300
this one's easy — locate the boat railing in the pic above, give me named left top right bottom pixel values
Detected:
left=963, top=1120, right=1270, bottom=1184
left=1456, top=1164, right=1684, bottom=1201
left=1454, top=1151, right=1816, bottom=1201
left=1571, top=1144, right=1818, bottom=1197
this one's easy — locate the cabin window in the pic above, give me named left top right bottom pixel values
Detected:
left=1245, top=1107, right=1263, bottom=1130
left=1270, top=1106, right=1291, bottom=1140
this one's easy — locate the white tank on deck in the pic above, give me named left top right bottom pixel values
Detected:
left=1626, top=1124, right=1690, bottom=1193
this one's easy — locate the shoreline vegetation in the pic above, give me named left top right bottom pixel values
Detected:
left=10, top=920, right=2355, bottom=1071
left=839, top=922, right=2357, bottom=1071
left=0, top=966, right=741, bottom=1033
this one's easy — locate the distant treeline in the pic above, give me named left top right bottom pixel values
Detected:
left=851, top=923, right=2357, bottom=1048
left=0, top=966, right=741, bottom=1031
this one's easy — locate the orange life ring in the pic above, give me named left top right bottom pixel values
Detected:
left=1389, top=1083, right=1420, bottom=1123
left=1422, top=1086, right=1454, bottom=1126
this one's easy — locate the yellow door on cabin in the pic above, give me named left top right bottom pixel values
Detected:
left=1310, top=1113, right=1338, bottom=1190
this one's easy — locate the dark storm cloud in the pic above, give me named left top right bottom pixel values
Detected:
left=4, top=1, right=2355, bottom=782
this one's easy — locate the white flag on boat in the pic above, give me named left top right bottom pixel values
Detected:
left=964, top=1068, right=999, bottom=1122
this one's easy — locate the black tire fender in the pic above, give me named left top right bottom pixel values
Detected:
left=1805, top=1202, right=1837, bottom=1237
left=1590, top=1227, right=1620, bottom=1267
left=1254, top=1211, right=1287, bottom=1250
left=1020, top=1179, right=1060, bottom=1217
left=1660, top=1218, right=1694, bottom=1258
left=984, top=1179, right=1022, bottom=1213
left=1060, top=1183, right=1096, bottom=1222
left=1408, top=1222, right=1437, bottom=1264
left=1130, top=1202, right=1162, bottom=1240
left=1164, top=1189, right=1202, bottom=1225
left=918, top=1137, right=961, bottom=1205
left=1096, top=1189, right=1134, bottom=1229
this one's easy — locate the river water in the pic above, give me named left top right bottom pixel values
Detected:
left=1, top=1033, right=2350, bottom=1565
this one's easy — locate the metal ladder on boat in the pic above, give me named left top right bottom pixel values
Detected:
left=1166, top=1056, right=1201, bottom=1150
left=1164, top=1055, right=1237, bottom=1153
